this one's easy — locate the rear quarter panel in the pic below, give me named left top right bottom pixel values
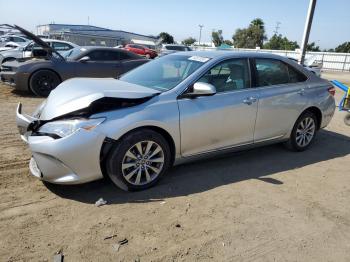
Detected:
left=306, top=77, right=335, bottom=128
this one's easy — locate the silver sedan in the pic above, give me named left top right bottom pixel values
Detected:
left=16, top=51, right=336, bottom=191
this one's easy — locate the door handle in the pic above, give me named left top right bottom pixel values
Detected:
left=298, top=88, right=305, bottom=95
left=243, top=96, right=257, bottom=105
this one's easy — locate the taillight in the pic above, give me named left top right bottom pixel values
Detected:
left=328, top=86, right=336, bottom=96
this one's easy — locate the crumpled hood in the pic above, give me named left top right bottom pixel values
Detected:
left=39, top=78, right=159, bottom=120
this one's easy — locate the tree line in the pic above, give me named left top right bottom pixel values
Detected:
left=157, top=19, right=350, bottom=53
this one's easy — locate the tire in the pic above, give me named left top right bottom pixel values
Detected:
left=344, top=113, right=350, bottom=126
left=145, top=54, right=151, bottom=59
left=106, top=129, right=172, bottom=191
left=284, top=111, right=318, bottom=151
left=29, top=70, right=61, bottom=97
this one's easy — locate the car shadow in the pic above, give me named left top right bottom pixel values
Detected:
left=45, top=129, right=350, bottom=204
left=11, top=89, right=38, bottom=98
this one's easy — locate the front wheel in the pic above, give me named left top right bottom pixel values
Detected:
left=285, top=112, right=318, bottom=151
left=106, top=129, right=172, bottom=191
left=29, top=70, right=61, bottom=97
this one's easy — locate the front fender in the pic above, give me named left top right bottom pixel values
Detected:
left=92, top=98, right=181, bottom=158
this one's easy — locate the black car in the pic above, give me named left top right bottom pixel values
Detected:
left=0, top=25, right=148, bottom=96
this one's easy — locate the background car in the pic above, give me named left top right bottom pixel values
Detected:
left=159, top=44, right=192, bottom=57
left=288, top=57, right=322, bottom=76
left=124, top=44, right=158, bottom=59
left=1, top=46, right=148, bottom=96
left=0, top=34, right=30, bottom=47
left=0, top=39, right=79, bottom=65
left=0, top=42, right=23, bottom=51
left=16, top=52, right=335, bottom=191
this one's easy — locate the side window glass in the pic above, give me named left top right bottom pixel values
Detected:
left=105, top=51, right=120, bottom=61
left=119, top=52, right=132, bottom=60
left=288, top=65, right=307, bottom=83
left=88, top=50, right=120, bottom=61
left=198, top=59, right=250, bottom=93
left=255, top=59, right=289, bottom=86
left=88, top=51, right=103, bottom=61
left=52, top=42, right=73, bottom=51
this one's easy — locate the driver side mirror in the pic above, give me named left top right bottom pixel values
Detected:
left=183, top=82, right=216, bottom=98
left=79, top=56, right=90, bottom=63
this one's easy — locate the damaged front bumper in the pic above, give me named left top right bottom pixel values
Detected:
left=16, top=103, right=106, bottom=184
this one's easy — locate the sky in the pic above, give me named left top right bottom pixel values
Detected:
left=1, top=0, right=349, bottom=49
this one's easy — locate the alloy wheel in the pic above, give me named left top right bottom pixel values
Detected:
left=295, top=117, right=316, bottom=147
left=121, top=140, right=165, bottom=186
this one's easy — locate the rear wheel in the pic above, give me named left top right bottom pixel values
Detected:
left=145, top=54, right=151, bottom=59
left=285, top=111, right=318, bottom=151
left=344, top=113, right=350, bottom=126
left=106, top=129, right=172, bottom=191
left=29, top=70, right=61, bottom=97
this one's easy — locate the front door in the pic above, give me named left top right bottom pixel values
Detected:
left=178, top=58, right=259, bottom=157
left=77, top=50, right=122, bottom=78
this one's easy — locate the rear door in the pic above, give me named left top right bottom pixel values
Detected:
left=178, top=58, right=259, bottom=156
left=252, top=58, right=309, bottom=142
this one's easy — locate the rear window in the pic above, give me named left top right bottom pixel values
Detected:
left=165, top=46, right=187, bottom=51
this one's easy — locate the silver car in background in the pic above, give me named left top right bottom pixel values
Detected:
left=159, top=44, right=192, bottom=57
left=16, top=51, right=336, bottom=191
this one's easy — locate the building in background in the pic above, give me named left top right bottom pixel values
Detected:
left=36, top=24, right=159, bottom=49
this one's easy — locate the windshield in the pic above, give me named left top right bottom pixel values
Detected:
left=120, top=54, right=209, bottom=91
left=165, top=46, right=189, bottom=51
left=64, top=47, right=85, bottom=60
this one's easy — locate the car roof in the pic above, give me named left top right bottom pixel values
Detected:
left=172, top=50, right=287, bottom=60
left=80, top=46, right=124, bottom=51
left=42, top=38, right=76, bottom=44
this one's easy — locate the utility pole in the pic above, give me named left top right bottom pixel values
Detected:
left=299, top=0, right=317, bottom=64
left=88, top=16, right=90, bottom=25
left=198, top=24, right=204, bottom=46
left=273, top=22, right=281, bottom=35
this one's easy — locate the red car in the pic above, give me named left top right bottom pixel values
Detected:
left=124, top=44, right=157, bottom=59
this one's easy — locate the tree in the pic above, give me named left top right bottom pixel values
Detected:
left=182, top=37, right=196, bottom=46
left=250, top=18, right=266, bottom=47
left=212, top=30, right=224, bottom=47
left=232, top=18, right=267, bottom=48
left=263, top=34, right=299, bottom=50
left=223, top=40, right=233, bottom=46
left=335, top=42, right=350, bottom=53
left=158, top=32, right=174, bottom=44
left=306, top=42, right=320, bottom=52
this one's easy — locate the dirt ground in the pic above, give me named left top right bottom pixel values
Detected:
left=0, top=71, right=350, bottom=262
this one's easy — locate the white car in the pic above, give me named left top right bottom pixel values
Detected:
left=0, top=39, right=79, bottom=64
left=288, top=57, right=322, bottom=77
left=0, top=34, right=30, bottom=47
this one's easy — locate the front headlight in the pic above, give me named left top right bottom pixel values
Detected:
left=38, top=118, right=105, bottom=138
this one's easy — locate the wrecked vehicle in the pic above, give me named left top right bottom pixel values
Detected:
left=0, top=25, right=148, bottom=97
left=0, top=38, right=79, bottom=65
left=17, top=52, right=335, bottom=191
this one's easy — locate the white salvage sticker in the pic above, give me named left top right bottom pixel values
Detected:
left=188, top=56, right=210, bottom=63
